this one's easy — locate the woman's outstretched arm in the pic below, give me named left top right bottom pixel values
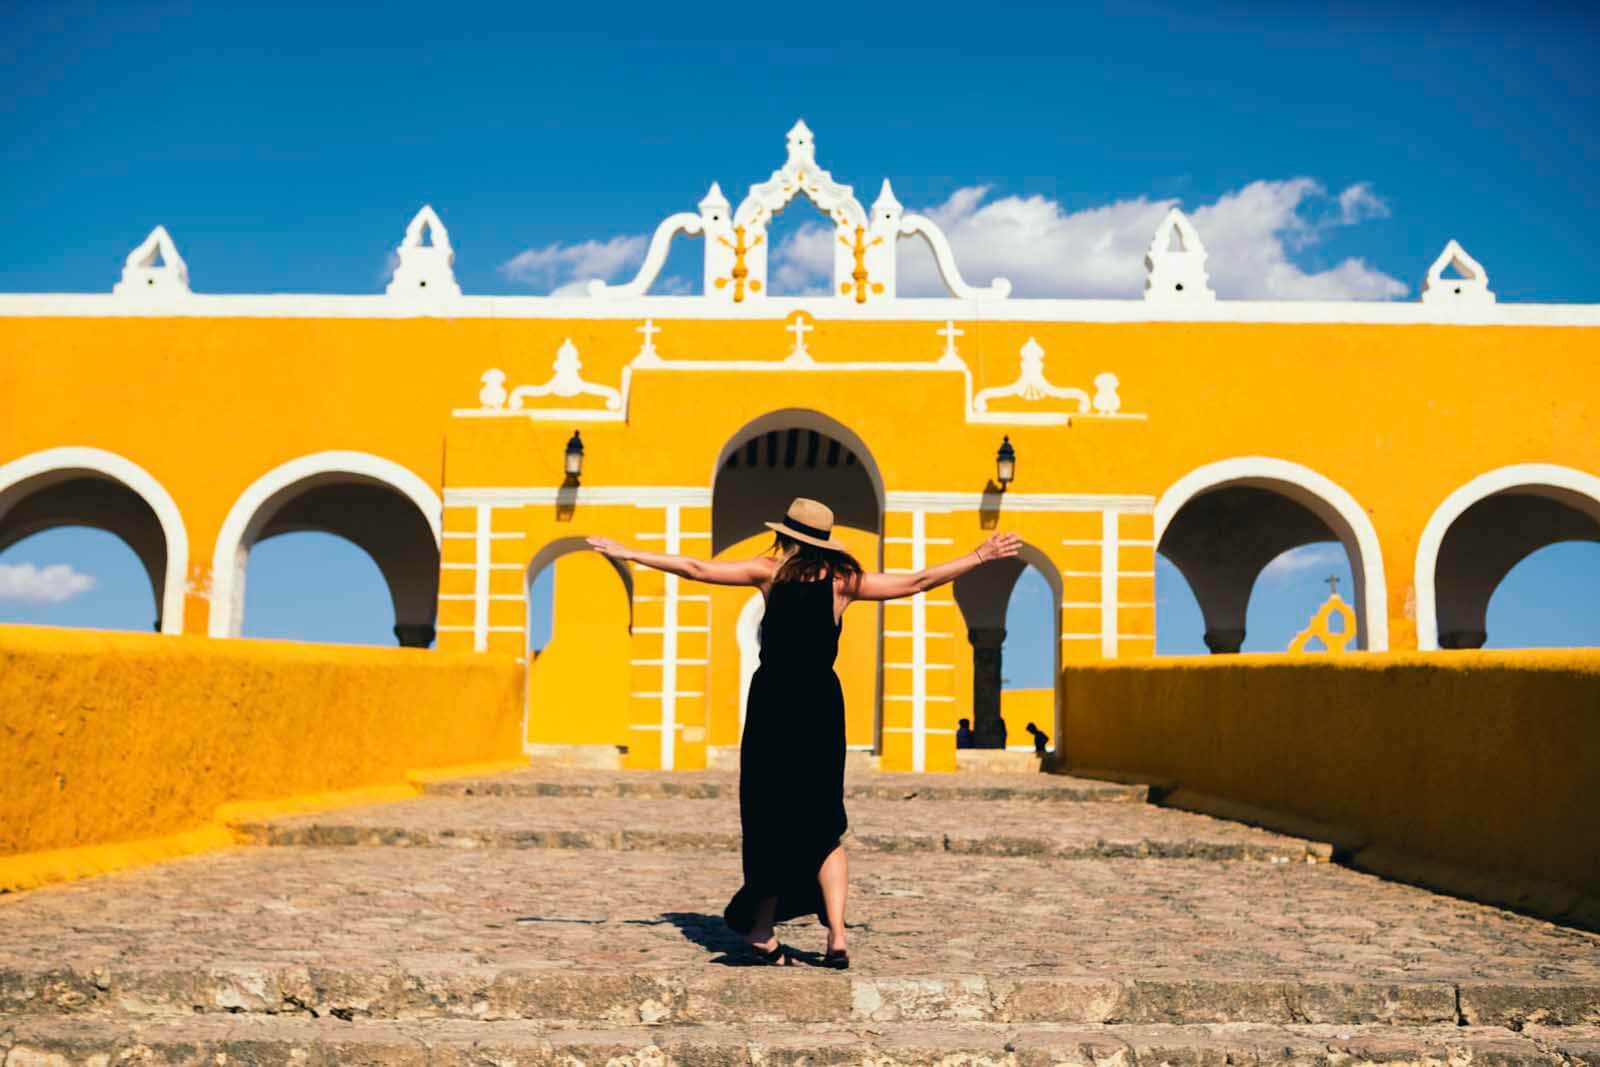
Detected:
left=587, top=536, right=776, bottom=587
left=850, top=531, right=1023, bottom=602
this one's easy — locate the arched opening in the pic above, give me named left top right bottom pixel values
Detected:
left=1155, top=458, right=1387, bottom=653
left=0, top=448, right=188, bottom=633
left=1416, top=465, right=1600, bottom=650
left=708, top=409, right=885, bottom=751
left=953, top=543, right=1062, bottom=754
left=525, top=536, right=634, bottom=750
left=242, top=531, right=395, bottom=644
left=211, top=452, right=440, bottom=645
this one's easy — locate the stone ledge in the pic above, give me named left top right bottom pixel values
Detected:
left=7, top=967, right=1596, bottom=1028
left=5, top=1015, right=1596, bottom=1067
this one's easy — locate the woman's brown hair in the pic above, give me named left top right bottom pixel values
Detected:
left=769, top=532, right=864, bottom=588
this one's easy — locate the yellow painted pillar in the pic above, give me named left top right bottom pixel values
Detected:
left=879, top=507, right=960, bottom=773
left=623, top=501, right=711, bottom=770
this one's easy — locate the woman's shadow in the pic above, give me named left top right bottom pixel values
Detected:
left=632, top=912, right=825, bottom=967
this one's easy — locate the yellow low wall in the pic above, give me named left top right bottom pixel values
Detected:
left=1061, top=650, right=1600, bottom=927
left=0, top=625, right=525, bottom=890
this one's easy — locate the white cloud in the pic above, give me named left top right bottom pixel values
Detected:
left=770, top=223, right=835, bottom=295
left=500, top=234, right=649, bottom=294
left=1258, top=543, right=1347, bottom=587
left=0, top=562, right=96, bottom=604
left=768, top=178, right=1407, bottom=301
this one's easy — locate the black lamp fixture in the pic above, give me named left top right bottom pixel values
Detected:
left=995, top=435, right=1016, bottom=489
left=563, top=429, right=585, bottom=481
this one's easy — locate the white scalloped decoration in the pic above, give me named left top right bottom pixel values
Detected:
left=112, top=226, right=189, bottom=297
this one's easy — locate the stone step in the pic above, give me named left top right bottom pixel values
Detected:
left=6, top=1015, right=1598, bottom=1066
left=3, top=849, right=1596, bottom=1028
left=7, top=963, right=1599, bottom=1028
left=233, top=793, right=1325, bottom=862
left=426, top=768, right=1148, bottom=804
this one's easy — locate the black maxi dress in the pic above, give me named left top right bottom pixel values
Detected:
left=722, top=578, right=847, bottom=935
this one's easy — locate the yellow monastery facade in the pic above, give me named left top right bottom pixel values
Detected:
left=3, top=124, right=1599, bottom=774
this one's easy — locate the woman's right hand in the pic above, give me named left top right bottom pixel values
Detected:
left=586, top=536, right=635, bottom=561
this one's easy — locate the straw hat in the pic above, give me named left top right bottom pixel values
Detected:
left=765, top=497, right=848, bottom=552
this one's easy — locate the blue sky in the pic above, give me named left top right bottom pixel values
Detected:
left=3, top=2, right=1598, bottom=669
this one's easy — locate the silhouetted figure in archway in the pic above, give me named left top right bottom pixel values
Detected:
left=955, top=718, right=974, bottom=749
left=1025, top=721, right=1049, bottom=756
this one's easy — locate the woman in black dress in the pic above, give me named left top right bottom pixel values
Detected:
left=588, top=497, right=1021, bottom=967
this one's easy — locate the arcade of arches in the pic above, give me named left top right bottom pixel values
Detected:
left=3, top=125, right=1599, bottom=772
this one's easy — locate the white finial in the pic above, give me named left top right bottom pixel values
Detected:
left=872, top=179, right=903, bottom=222
left=388, top=204, right=461, bottom=297
left=1143, top=207, right=1214, bottom=302
left=1421, top=239, right=1494, bottom=306
left=113, top=225, right=189, bottom=297
left=784, top=120, right=817, bottom=169
left=699, top=182, right=730, bottom=215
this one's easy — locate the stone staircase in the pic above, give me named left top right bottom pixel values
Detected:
left=2, top=767, right=1597, bottom=1064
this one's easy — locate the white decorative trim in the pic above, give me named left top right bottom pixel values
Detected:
left=446, top=485, right=713, bottom=509
left=588, top=212, right=705, bottom=299
left=1413, top=463, right=1600, bottom=651
left=1420, top=240, right=1494, bottom=308
left=468, top=338, right=623, bottom=417
left=473, top=505, right=491, bottom=652
left=1143, top=207, right=1214, bottom=303
left=0, top=446, right=190, bottom=634
left=910, top=509, right=929, bottom=773
left=112, top=226, right=189, bottom=299
left=386, top=205, right=460, bottom=298
left=1153, top=457, right=1389, bottom=651
left=896, top=213, right=1012, bottom=300
left=10, top=291, right=1600, bottom=326
left=209, top=451, right=442, bottom=637
left=975, top=337, right=1086, bottom=413
left=886, top=490, right=1154, bottom=513
left=1100, top=510, right=1119, bottom=659
left=658, top=503, right=683, bottom=770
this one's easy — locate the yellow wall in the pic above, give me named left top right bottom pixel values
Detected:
left=1000, top=688, right=1056, bottom=749
left=526, top=550, right=633, bottom=748
left=1061, top=650, right=1600, bottom=916
left=3, top=314, right=1599, bottom=773
left=0, top=625, right=524, bottom=867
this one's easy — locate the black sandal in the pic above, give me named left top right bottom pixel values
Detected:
left=745, top=941, right=797, bottom=966
left=822, top=947, right=850, bottom=970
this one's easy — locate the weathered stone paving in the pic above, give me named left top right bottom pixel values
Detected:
left=429, top=768, right=1149, bottom=804
left=232, top=791, right=1327, bottom=861
left=3, top=767, right=1598, bottom=1064
left=6, top=1016, right=1600, bottom=1067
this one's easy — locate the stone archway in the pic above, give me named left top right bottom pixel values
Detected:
left=1154, top=457, right=1387, bottom=652
left=1415, top=464, right=1600, bottom=649
left=0, top=447, right=189, bottom=633
left=210, top=451, right=441, bottom=644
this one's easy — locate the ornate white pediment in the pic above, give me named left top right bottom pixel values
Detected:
left=112, top=226, right=189, bottom=298
left=1144, top=208, right=1214, bottom=302
left=589, top=122, right=1010, bottom=304
left=387, top=205, right=460, bottom=298
left=1420, top=239, right=1494, bottom=307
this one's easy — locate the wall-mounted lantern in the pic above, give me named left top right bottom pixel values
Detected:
left=995, top=435, right=1016, bottom=490
left=564, top=430, right=585, bottom=481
